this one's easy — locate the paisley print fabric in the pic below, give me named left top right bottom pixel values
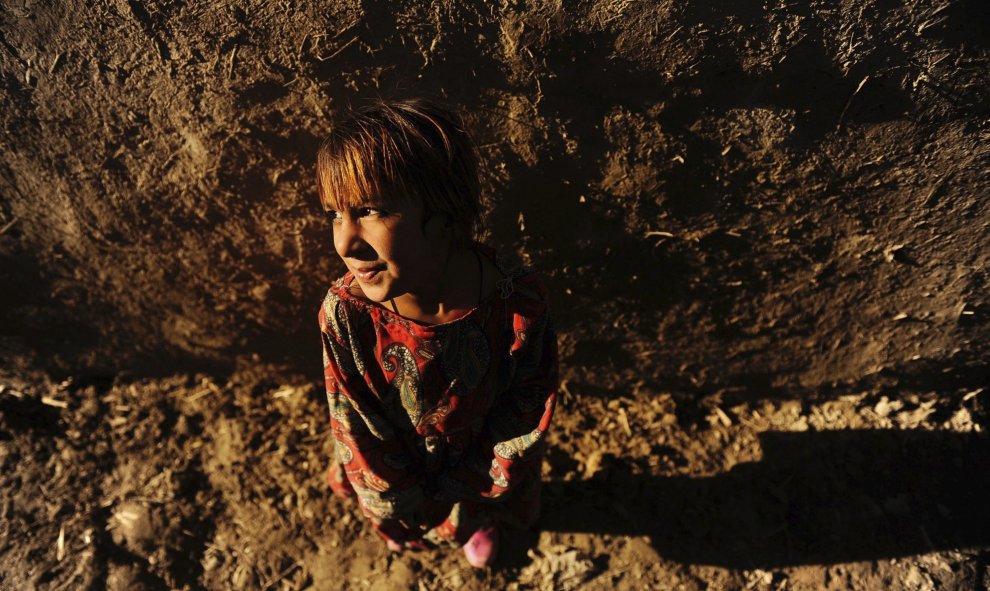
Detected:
left=319, top=243, right=558, bottom=546
left=439, top=318, right=491, bottom=394
left=381, top=342, right=424, bottom=428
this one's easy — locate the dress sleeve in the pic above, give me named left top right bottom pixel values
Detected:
left=437, top=279, right=559, bottom=502
left=319, top=297, right=446, bottom=543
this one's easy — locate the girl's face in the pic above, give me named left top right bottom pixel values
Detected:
left=328, top=197, right=449, bottom=303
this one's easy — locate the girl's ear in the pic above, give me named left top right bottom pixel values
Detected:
left=422, top=209, right=452, bottom=242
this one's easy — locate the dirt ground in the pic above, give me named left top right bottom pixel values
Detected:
left=1, top=363, right=988, bottom=590
left=2, top=0, right=990, bottom=589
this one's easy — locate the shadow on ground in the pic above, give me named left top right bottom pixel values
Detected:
left=540, top=429, right=990, bottom=568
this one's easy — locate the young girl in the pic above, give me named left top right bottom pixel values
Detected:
left=315, top=99, right=558, bottom=568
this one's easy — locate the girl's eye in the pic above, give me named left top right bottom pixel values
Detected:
left=325, top=207, right=390, bottom=223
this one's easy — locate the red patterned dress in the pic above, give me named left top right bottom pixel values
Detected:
left=319, top=245, right=559, bottom=546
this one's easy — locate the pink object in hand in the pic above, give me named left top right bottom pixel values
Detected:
left=462, top=526, right=499, bottom=568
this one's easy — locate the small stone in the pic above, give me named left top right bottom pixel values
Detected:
left=111, top=502, right=161, bottom=554
left=107, top=563, right=153, bottom=591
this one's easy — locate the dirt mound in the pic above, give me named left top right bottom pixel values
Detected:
left=2, top=0, right=987, bottom=394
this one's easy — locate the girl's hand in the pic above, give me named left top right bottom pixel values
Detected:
left=398, top=520, right=429, bottom=532
left=397, top=506, right=432, bottom=532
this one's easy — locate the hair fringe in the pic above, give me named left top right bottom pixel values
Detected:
left=316, top=98, right=481, bottom=246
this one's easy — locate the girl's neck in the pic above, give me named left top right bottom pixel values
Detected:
left=390, top=246, right=478, bottom=324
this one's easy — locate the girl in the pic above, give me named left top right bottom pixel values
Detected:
left=315, top=99, right=558, bottom=568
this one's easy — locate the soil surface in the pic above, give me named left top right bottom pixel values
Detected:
left=2, top=0, right=990, bottom=589
left=1, top=366, right=988, bottom=589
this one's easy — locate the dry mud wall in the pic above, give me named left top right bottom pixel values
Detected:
left=1, top=0, right=988, bottom=393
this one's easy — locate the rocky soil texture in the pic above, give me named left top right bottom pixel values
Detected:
left=1, top=367, right=987, bottom=590
left=2, top=0, right=989, bottom=589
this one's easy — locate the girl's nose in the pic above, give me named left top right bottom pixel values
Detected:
left=333, top=218, right=365, bottom=259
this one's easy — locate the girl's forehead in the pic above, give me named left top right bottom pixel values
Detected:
left=331, top=190, right=421, bottom=211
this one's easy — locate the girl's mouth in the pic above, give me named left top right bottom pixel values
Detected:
left=354, top=265, right=385, bottom=281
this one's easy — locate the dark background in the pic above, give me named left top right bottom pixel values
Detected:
left=2, top=0, right=988, bottom=395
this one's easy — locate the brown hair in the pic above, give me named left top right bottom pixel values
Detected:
left=316, top=98, right=481, bottom=247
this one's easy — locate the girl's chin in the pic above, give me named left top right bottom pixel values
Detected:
left=356, top=280, right=393, bottom=302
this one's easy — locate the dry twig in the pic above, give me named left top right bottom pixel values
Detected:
left=836, top=75, right=871, bottom=130
left=41, top=396, right=68, bottom=409
left=313, top=36, right=358, bottom=62
left=0, top=217, right=19, bottom=235
left=227, top=44, right=238, bottom=79
left=56, top=524, right=66, bottom=561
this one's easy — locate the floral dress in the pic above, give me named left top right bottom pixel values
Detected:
left=319, top=245, right=559, bottom=546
